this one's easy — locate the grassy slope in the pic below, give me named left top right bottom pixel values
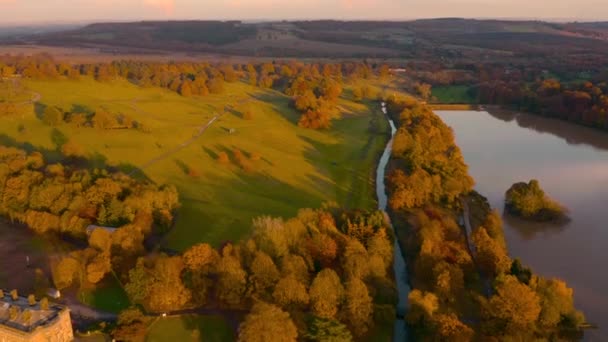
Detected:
left=432, top=85, right=475, bottom=104
left=0, top=77, right=388, bottom=251
left=146, top=315, right=233, bottom=342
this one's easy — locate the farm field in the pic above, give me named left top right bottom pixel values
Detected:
left=431, top=85, right=476, bottom=104
left=0, top=77, right=388, bottom=251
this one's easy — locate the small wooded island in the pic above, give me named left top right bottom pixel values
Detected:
left=505, top=180, right=568, bottom=222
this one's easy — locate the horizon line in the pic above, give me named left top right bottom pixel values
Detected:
left=1, top=16, right=607, bottom=27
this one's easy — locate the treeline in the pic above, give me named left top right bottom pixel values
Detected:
left=0, top=54, right=386, bottom=129
left=113, top=207, right=397, bottom=341
left=385, top=96, right=585, bottom=340
left=477, top=79, right=608, bottom=130
left=41, top=105, right=148, bottom=132
left=0, top=144, right=179, bottom=237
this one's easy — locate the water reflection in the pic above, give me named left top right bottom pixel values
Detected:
left=487, top=109, right=608, bottom=151
left=437, top=110, right=608, bottom=340
left=502, top=211, right=570, bottom=240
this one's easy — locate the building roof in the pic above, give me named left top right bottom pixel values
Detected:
left=0, top=291, right=66, bottom=333
left=86, top=225, right=118, bottom=235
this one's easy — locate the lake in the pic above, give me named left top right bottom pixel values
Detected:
left=437, top=110, right=608, bottom=340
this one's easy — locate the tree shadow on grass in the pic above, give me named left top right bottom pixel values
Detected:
left=34, top=102, right=46, bottom=120
left=0, top=133, right=151, bottom=182
left=250, top=90, right=300, bottom=126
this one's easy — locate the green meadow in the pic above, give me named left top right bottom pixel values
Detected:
left=431, top=85, right=476, bottom=104
left=0, top=77, right=388, bottom=251
left=146, top=315, right=233, bottom=342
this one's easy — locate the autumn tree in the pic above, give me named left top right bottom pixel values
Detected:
left=61, top=140, right=86, bottom=158
left=272, top=275, right=309, bottom=309
left=217, top=247, right=248, bottom=307
left=414, top=82, right=432, bottom=101
left=483, top=275, right=541, bottom=334
left=472, top=227, right=511, bottom=277
left=53, top=256, right=80, bottom=290
left=146, top=255, right=191, bottom=312
left=309, top=269, right=344, bottom=319
left=342, top=278, right=373, bottom=336
left=42, top=106, right=64, bottom=126
left=249, top=250, right=280, bottom=297
left=238, top=302, right=298, bottom=342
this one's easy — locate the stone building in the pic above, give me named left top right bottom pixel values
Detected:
left=0, top=291, right=73, bottom=342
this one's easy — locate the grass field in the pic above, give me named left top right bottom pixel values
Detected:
left=146, top=315, right=233, bottom=342
left=432, top=85, right=476, bottom=104
left=79, top=274, right=130, bottom=313
left=0, top=77, right=388, bottom=251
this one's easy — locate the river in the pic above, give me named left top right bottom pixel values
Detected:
left=437, top=109, right=608, bottom=340
left=377, top=102, right=411, bottom=341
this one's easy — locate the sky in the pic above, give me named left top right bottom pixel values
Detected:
left=0, top=0, right=607, bottom=24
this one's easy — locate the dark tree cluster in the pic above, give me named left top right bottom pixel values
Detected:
left=478, top=78, right=608, bottom=130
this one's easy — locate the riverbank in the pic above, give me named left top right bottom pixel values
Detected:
left=438, top=109, right=599, bottom=339
left=376, top=102, right=411, bottom=341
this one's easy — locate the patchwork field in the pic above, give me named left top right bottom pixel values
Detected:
left=0, top=77, right=388, bottom=251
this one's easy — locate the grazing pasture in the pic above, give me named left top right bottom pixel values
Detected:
left=0, top=77, right=387, bottom=251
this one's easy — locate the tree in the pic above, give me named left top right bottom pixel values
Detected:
left=343, top=278, right=373, bottom=336
left=112, top=307, right=148, bottom=342
left=341, top=238, right=370, bottom=279
left=179, top=80, right=193, bottom=97
left=483, top=275, right=541, bottom=333
left=92, top=108, right=118, bottom=129
left=42, top=106, right=64, bottom=126
left=147, top=256, right=191, bottom=312
left=433, top=313, right=474, bottom=341
left=217, top=252, right=248, bottom=307
left=309, top=269, right=344, bottom=319
left=53, top=256, right=80, bottom=290
left=306, top=317, right=353, bottom=342
left=217, top=151, right=230, bottom=164
left=86, top=252, right=111, bottom=284
left=238, top=302, right=298, bottom=342
left=250, top=251, right=280, bottom=296
left=414, top=83, right=432, bottom=101
left=125, top=258, right=150, bottom=305
left=61, top=140, right=86, bottom=158
left=472, top=227, right=511, bottom=277
left=272, top=275, right=309, bottom=309
left=407, top=289, right=438, bottom=326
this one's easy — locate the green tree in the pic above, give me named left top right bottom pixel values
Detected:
left=306, top=317, right=353, bottom=342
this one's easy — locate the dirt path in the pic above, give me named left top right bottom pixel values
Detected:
left=129, top=113, right=221, bottom=176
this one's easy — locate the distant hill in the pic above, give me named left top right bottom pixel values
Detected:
left=9, top=19, right=608, bottom=58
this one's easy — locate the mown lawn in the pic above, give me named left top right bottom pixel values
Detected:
left=146, top=315, right=233, bottom=342
left=79, top=275, right=130, bottom=313
left=0, top=77, right=388, bottom=250
left=432, top=85, right=476, bottom=104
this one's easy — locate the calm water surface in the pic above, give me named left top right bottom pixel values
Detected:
left=437, top=110, right=608, bottom=340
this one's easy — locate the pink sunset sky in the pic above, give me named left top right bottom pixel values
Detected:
left=0, top=0, right=606, bottom=23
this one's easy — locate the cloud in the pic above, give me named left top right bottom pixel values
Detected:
left=143, top=0, right=175, bottom=14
